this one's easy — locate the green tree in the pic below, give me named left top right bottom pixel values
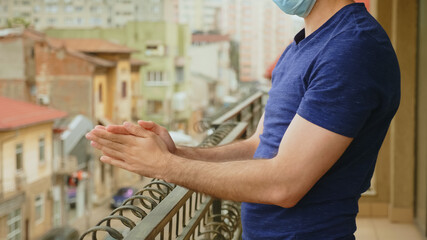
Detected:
left=6, top=17, right=31, bottom=28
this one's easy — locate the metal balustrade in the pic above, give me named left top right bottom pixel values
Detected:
left=80, top=91, right=265, bottom=240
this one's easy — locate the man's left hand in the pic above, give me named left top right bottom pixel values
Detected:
left=85, top=122, right=172, bottom=179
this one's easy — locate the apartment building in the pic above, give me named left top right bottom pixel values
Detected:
left=0, top=97, right=66, bottom=240
left=190, top=34, right=237, bottom=108
left=46, top=21, right=192, bottom=131
left=36, top=34, right=146, bottom=204
left=170, top=0, right=301, bottom=82
left=0, top=0, right=174, bottom=30
left=0, top=28, right=146, bottom=226
left=222, top=0, right=301, bottom=82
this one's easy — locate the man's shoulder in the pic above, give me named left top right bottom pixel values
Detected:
left=318, top=25, right=395, bottom=66
left=325, top=8, right=392, bottom=53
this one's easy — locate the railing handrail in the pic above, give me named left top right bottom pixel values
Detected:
left=211, top=91, right=263, bottom=126
left=126, top=187, right=195, bottom=239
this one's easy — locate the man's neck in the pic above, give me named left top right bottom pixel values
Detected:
left=304, top=0, right=355, bottom=37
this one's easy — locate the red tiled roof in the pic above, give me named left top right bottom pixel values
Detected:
left=54, top=38, right=137, bottom=54
left=0, top=97, right=67, bottom=131
left=192, top=34, right=230, bottom=43
left=67, top=50, right=116, bottom=67
left=130, top=58, right=149, bottom=66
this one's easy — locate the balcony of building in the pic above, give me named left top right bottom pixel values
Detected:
left=75, top=0, right=427, bottom=239
left=78, top=83, right=425, bottom=240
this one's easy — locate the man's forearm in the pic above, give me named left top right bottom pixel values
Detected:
left=164, top=154, right=292, bottom=207
left=175, top=138, right=258, bottom=162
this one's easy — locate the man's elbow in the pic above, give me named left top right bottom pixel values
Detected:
left=269, top=186, right=301, bottom=209
left=245, top=136, right=260, bottom=154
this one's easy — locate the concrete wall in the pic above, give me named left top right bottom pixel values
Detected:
left=93, top=73, right=107, bottom=121
left=0, top=37, right=30, bottom=101
left=131, top=67, right=144, bottom=120
left=415, top=0, right=427, bottom=235
left=114, top=59, right=132, bottom=123
left=35, top=43, right=95, bottom=119
left=359, top=0, right=418, bottom=224
left=0, top=38, right=25, bottom=79
left=26, top=176, right=52, bottom=240
left=190, top=43, right=220, bottom=80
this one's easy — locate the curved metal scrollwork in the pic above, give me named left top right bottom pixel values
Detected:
left=199, top=122, right=238, bottom=147
left=79, top=180, right=176, bottom=240
left=201, top=201, right=241, bottom=240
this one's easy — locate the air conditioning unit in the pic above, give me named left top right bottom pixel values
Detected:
left=37, top=95, right=50, bottom=105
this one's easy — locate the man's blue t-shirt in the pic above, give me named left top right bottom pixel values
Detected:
left=241, top=3, right=400, bottom=240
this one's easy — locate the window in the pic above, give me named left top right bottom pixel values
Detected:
left=90, top=6, right=103, bottom=14
left=75, top=6, right=83, bottom=12
left=16, top=144, right=23, bottom=171
left=146, top=71, right=167, bottom=85
left=65, top=5, right=74, bottom=12
left=121, top=81, right=127, bottom=98
left=65, top=17, right=74, bottom=25
left=39, top=138, right=45, bottom=164
left=53, top=199, right=61, bottom=226
left=35, top=194, right=44, bottom=223
left=90, top=17, right=102, bottom=26
left=98, top=84, right=103, bottom=102
left=7, top=209, right=21, bottom=240
left=47, top=18, right=57, bottom=25
left=45, top=5, right=58, bottom=13
left=145, top=44, right=165, bottom=56
left=147, top=100, right=163, bottom=115
left=176, top=67, right=184, bottom=83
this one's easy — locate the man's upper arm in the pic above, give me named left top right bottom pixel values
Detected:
left=272, top=114, right=353, bottom=206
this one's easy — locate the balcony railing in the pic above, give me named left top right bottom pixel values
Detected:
left=80, top=91, right=265, bottom=240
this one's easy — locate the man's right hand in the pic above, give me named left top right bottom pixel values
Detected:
left=100, top=121, right=177, bottom=154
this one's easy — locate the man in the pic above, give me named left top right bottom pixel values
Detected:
left=86, top=0, right=400, bottom=239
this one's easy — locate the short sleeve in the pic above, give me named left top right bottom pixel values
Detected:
left=297, top=32, right=380, bottom=138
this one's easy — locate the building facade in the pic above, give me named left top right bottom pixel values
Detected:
left=46, top=21, right=192, bottom=131
left=0, top=0, right=174, bottom=30
left=0, top=29, right=146, bottom=232
left=189, top=34, right=238, bottom=110
left=0, top=96, right=66, bottom=240
left=353, top=1, right=427, bottom=239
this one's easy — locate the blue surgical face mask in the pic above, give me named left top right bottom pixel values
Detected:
left=272, top=0, right=317, bottom=18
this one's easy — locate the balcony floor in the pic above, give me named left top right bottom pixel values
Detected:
left=355, top=217, right=425, bottom=240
